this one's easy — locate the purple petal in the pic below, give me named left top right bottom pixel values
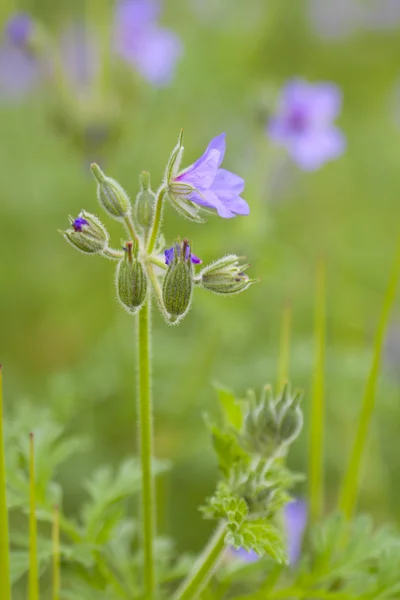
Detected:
left=5, top=13, right=34, bottom=47
left=206, top=133, right=226, bottom=166
left=0, top=44, right=40, bottom=101
left=164, top=246, right=175, bottom=265
left=310, top=83, right=343, bottom=122
left=176, top=149, right=221, bottom=189
left=290, top=127, right=346, bottom=171
left=284, top=499, right=307, bottom=566
left=192, top=189, right=236, bottom=218
left=211, top=168, right=245, bottom=199
left=190, top=253, right=202, bottom=264
left=231, top=547, right=259, bottom=563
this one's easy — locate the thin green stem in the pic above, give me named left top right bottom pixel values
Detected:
left=276, top=302, right=292, bottom=392
left=309, top=259, right=326, bottom=523
left=147, top=188, right=168, bottom=254
left=52, top=506, right=60, bottom=600
left=339, top=241, right=400, bottom=519
left=102, top=247, right=125, bottom=260
left=0, top=366, right=11, bottom=600
left=29, top=433, right=39, bottom=600
left=147, top=255, right=167, bottom=270
left=146, top=264, right=170, bottom=322
left=137, top=300, right=156, bottom=597
left=174, top=522, right=226, bottom=600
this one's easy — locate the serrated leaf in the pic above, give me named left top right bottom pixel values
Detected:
left=215, top=385, right=243, bottom=430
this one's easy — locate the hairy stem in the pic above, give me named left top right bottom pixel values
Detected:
left=174, top=522, right=226, bottom=600
left=137, top=300, right=156, bottom=596
left=0, top=366, right=11, bottom=600
left=147, top=188, right=168, bottom=254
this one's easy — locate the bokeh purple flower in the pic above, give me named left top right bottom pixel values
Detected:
left=164, top=243, right=202, bottom=265
left=267, top=79, right=346, bottom=171
left=114, top=0, right=182, bottom=87
left=173, top=134, right=250, bottom=219
left=5, top=12, right=34, bottom=47
left=284, top=498, right=307, bottom=566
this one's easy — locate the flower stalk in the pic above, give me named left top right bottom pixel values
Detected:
left=137, top=299, right=156, bottom=596
left=174, top=522, right=227, bottom=600
left=0, top=365, right=11, bottom=600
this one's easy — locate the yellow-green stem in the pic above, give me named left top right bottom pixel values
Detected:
left=309, top=259, right=326, bottom=523
left=137, top=300, right=156, bottom=597
left=29, top=433, right=39, bottom=600
left=52, top=506, right=60, bottom=600
left=0, top=366, right=11, bottom=600
left=174, top=522, right=226, bottom=600
left=339, top=242, right=400, bottom=519
left=147, top=188, right=168, bottom=254
left=276, top=302, right=292, bottom=391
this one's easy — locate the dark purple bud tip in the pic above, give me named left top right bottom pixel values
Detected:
left=164, top=243, right=202, bottom=265
left=6, top=13, right=34, bottom=47
left=73, top=217, right=89, bottom=232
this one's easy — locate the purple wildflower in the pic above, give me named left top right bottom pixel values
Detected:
left=5, top=13, right=34, bottom=47
left=73, top=217, right=89, bottom=231
left=284, top=499, right=308, bottom=566
left=164, top=242, right=202, bottom=266
left=267, top=79, right=346, bottom=171
left=173, top=134, right=250, bottom=219
left=0, top=44, right=40, bottom=101
left=114, top=0, right=182, bottom=87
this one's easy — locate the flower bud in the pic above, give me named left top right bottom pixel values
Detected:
left=116, top=242, right=147, bottom=314
left=61, top=211, right=109, bottom=254
left=276, top=388, right=303, bottom=446
left=164, top=129, right=184, bottom=183
left=199, top=255, right=254, bottom=295
left=134, top=171, right=155, bottom=231
left=162, top=240, right=198, bottom=321
left=91, top=163, right=130, bottom=219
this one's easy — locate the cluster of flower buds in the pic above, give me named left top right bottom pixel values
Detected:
left=241, top=384, right=303, bottom=457
left=60, top=131, right=255, bottom=324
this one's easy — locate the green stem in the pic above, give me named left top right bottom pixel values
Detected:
left=52, top=506, right=60, bottom=600
left=146, top=264, right=170, bottom=322
left=276, top=302, right=291, bottom=392
left=103, top=247, right=125, bottom=260
left=137, top=300, right=156, bottom=597
left=0, top=366, right=11, bottom=600
left=147, top=188, right=168, bottom=254
left=309, top=259, right=326, bottom=523
left=29, top=433, right=39, bottom=600
left=339, top=241, right=400, bottom=519
left=147, top=255, right=167, bottom=270
left=174, top=522, right=226, bottom=600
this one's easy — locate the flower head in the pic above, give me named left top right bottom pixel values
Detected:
left=267, top=79, right=346, bottom=171
left=164, top=241, right=202, bottom=266
left=284, top=498, right=307, bottom=566
left=170, top=133, right=250, bottom=219
left=5, top=13, right=34, bottom=47
left=73, top=217, right=89, bottom=232
left=114, top=0, right=182, bottom=87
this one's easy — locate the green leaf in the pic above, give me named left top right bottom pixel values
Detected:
left=215, top=385, right=243, bottom=430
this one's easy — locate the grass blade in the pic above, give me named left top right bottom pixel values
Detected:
left=0, top=365, right=11, bottom=600
left=339, top=242, right=400, bottom=519
left=309, top=259, right=326, bottom=523
left=29, top=433, right=39, bottom=600
left=52, top=506, right=60, bottom=600
left=276, top=301, right=292, bottom=392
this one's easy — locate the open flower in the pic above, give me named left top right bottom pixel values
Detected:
left=267, top=79, right=346, bottom=171
left=170, top=134, right=250, bottom=219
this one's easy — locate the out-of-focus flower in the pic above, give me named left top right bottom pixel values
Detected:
left=267, top=79, right=346, bottom=171
left=309, top=0, right=400, bottom=40
left=230, top=498, right=307, bottom=567
left=0, top=13, right=42, bottom=102
left=171, top=134, right=250, bottom=219
left=284, top=498, right=307, bottom=566
left=60, top=23, right=100, bottom=94
left=114, top=0, right=182, bottom=87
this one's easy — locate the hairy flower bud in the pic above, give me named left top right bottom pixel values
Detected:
left=134, top=171, right=155, bottom=231
left=61, top=211, right=109, bottom=254
left=165, top=129, right=184, bottom=182
left=116, top=242, right=147, bottom=314
left=91, top=163, right=130, bottom=219
left=162, top=240, right=198, bottom=321
left=199, top=255, right=254, bottom=295
left=275, top=387, right=303, bottom=446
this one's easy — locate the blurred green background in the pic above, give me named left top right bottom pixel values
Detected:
left=1, top=0, right=400, bottom=555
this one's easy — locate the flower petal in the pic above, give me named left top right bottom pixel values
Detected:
left=211, top=168, right=245, bottom=199
left=206, top=133, right=226, bottom=165
left=289, top=127, right=346, bottom=171
left=0, top=44, right=40, bottom=101
left=193, top=189, right=235, bottom=218
left=164, top=246, right=175, bottom=265
left=284, top=499, right=307, bottom=566
left=176, top=149, right=221, bottom=189
left=115, top=0, right=161, bottom=29
left=190, top=253, right=202, bottom=264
